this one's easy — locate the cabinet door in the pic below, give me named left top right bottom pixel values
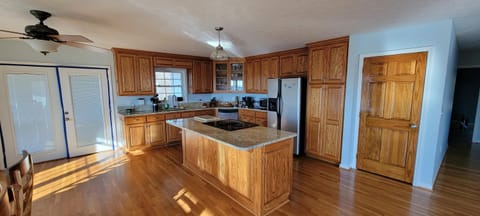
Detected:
left=305, top=85, right=324, bottom=156
left=255, top=111, right=268, bottom=127
left=321, top=84, right=344, bottom=162
left=146, top=121, right=166, bottom=146
left=260, top=59, right=270, bottom=93
left=166, top=124, right=182, bottom=143
left=125, top=124, right=146, bottom=149
left=202, top=61, right=213, bottom=92
left=279, top=55, right=296, bottom=77
left=309, top=47, right=328, bottom=83
left=296, top=53, right=308, bottom=76
left=245, top=61, right=255, bottom=93
left=253, top=60, right=262, bottom=92
left=190, top=61, right=203, bottom=93
left=269, top=57, right=279, bottom=79
left=325, top=44, right=348, bottom=83
left=116, top=54, right=137, bottom=95
left=214, top=62, right=229, bottom=92
left=239, top=109, right=256, bottom=123
left=136, top=55, right=155, bottom=94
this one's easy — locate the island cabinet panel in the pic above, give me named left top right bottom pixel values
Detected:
left=166, top=125, right=182, bottom=143
left=181, top=129, right=293, bottom=216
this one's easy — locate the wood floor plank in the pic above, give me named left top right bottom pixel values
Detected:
left=31, top=143, right=480, bottom=216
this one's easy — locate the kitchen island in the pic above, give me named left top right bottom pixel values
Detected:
left=167, top=118, right=296, bottom=216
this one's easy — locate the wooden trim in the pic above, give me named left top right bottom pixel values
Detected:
left=306, top=36, right=350, bottom=47
left=112, top=47, right=210, bottom=61
left=245, top=47, right=308, bottom=60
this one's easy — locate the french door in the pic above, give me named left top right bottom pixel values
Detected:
left=58, top=67, right=112, bottom=157
left=0, top=65, right=113, bottom=166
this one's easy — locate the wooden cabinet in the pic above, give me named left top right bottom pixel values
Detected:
left=195, top=109, right=216, bottom=116
left=115, top=53, right=155, bottom=96
left=154, top=57, right=193, bottom=68
left=278, top=48, right=308, bottom=78
left=213, top=59, right=245, bottom=92
left=190, top=60, right=213, bottom=93
left=305, top=84, right=345, bottom=163
left=305, top=36, right=348, bottom=164
left=245, top=57, right=278, bottom=94
left=239, top=109, right=268, bottom=127
left=124, top=115, right=166, bottom=150
left=308, top=37, right=348, bottom=84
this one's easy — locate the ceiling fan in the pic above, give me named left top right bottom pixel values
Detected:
left=0, top=10, right=109, bottom=55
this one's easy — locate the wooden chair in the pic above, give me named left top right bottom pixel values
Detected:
left=0, top=183, right=13, bottom=216
left=8, top=151, right=34, bottom=216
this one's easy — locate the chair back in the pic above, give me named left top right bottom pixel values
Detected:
left=8, top=151, right=34, bottom=216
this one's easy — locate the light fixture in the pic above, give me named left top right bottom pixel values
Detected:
left=210, top=26, right=229, bottom=61
left=24, top=39, right=60, bottom=55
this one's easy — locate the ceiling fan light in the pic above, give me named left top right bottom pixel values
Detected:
left=24, top=39, right=60, bottom=55
left=210, top=45, right=229, bottom=61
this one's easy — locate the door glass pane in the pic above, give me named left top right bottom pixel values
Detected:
left=7, top=74, right=56, bottom=153
left=70, top=75, right=108, bottom=147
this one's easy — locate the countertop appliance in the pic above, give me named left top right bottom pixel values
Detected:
left=242, top=96, right=255, bottom=108
left=217, top=108, right=239, bottom=120
left=204, top=119, right=258, bottom=131
left=259, top=98, right=268, bottom=110
left=267, top=78, right=306, bottom=155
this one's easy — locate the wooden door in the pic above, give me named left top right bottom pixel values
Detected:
left=253, top=60, right=262, bottom=92
left=116, top=54, right=136, bottom=95
left=357, top=52, right=427, bottom=183
left=166, top=124, right=182, bottom=143
left=321, top=84, right=345, bottom=162
left=136, top=55, right=154, bottom=94
left=279, top=55, right=295, bottom=77
left=305, top=85, right=324, bottom=156
left=191, top=61, right=203, bottom=93
left=146, top=121, right=166, bottom=146
left=245, top=61, right=255, bottom=93
left=296, top=53, right=308, bottom=76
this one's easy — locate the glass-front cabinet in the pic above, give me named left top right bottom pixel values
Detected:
left=214, top=59, right=244, bottom=92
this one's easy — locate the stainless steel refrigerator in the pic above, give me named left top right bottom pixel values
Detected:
left=267, top=78, right=306, bottom=155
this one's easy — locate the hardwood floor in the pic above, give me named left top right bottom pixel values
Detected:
left=32, top=144, right=480, bottom=216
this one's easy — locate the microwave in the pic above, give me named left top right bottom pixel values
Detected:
left=259, top=98, right=268, bottom=109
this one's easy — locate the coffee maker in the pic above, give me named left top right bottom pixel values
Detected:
left=242, top=96, right=254, bottom=108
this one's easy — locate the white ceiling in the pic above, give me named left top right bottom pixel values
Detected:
left=1, top=0, right=480, bottom=57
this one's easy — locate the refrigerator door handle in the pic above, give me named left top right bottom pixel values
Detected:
left=279, top=96, right=283, bottom=115
left=276, top=97, right=281, bottom=114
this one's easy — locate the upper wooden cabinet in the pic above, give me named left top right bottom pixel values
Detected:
left=213, top=59, right=245, bottom=93
left=113, top=48, right=211, bottom=96
left=245, top=57, right=279, bottom=93
left=307, top=37, right=349, bottom=84
left=189, top=60, right=213, bottom=93
left=115, top=52, right=155, bottom=96
left=278, top=48, right=308, bottom=78
left=154, top=57, right=193, bottom=68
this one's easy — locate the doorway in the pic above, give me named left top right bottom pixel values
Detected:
left=356, top=52, right=428, bottom=183
left=0, top=64, right=113, bottom=166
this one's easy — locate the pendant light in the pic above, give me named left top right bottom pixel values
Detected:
left=210, top=27, right=229, bottom=61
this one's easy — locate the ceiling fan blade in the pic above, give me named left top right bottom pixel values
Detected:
left=62, top=41, right=110, bottom=54
left=50, top=35, right=93, bottom=43
left=0, top=29, right=27, bottom=36
left=0, top=37, right=23, bottom=39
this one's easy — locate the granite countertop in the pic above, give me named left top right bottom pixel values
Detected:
left=119, top=107, right=267, bottom=117
left=167, top=118, right=297, bottom=150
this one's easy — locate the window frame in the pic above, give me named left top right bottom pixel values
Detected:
left=154, top=68, right=188, bottom=101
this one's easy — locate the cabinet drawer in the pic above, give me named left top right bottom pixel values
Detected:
left=146, top=114, right=165, bottom=122
left=165, top=113, right=181, bottom=120
left=181, top=111, right=196, bottom=118
left=239, top=109, right=255, bottom=117
left=195, top=110, right=215, bottom=116
left=124, top=116, right=146, bottom=125
left=255, top=111, right=267, bottom=118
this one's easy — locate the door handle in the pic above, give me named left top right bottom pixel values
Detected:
left=409, top=124, right=417, bottom=129
left=65, top=117, right=71, bottom=121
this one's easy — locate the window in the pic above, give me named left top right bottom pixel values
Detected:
left=155, top=70, right=185, bottom=100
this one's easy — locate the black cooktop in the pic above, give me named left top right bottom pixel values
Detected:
left=203, top=119, right=258, bottom=131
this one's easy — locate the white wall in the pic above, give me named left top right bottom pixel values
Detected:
left=0, top=40, right=120, bottom=168
left=340, top=20, right=457, bottom=189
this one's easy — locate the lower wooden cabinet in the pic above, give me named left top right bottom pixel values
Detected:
left=239, top=109, right=268, bottom=127
left=123, top=109, right=218, bottom=150
left=305, top=84, right=345, bottom=164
